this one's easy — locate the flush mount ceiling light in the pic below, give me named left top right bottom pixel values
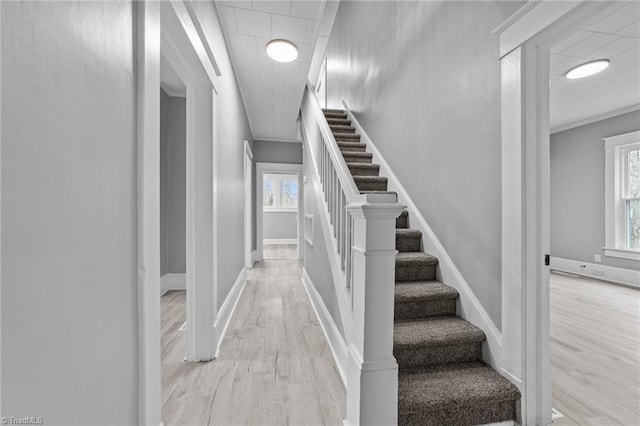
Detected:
left=565, top=59, right=610, bottom=79
left=266, top=39, right=298, bottom=63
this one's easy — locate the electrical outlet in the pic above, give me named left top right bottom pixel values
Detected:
left=594, top=254, right=602, bottom=263
left=593, top=270, right=604, bottom=276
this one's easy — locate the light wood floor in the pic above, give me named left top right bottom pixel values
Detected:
left=160, top=258, right=346, bottom=425
left=263, top=243, right=298, bottom=260
left=550, top=272, right=640, bottom=426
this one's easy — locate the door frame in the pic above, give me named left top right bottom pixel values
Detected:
left=494, top=1, right=622, bottom=424
left=255, top=162, right=304, bottom=261
left=244, top=141, right=254, bottom=268
left=137, top=0, right=222, bottom=423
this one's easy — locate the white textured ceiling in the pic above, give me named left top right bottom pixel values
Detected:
left=550, top=1, right=640, bottom=131
left=215, top=0, right=326, bottom=141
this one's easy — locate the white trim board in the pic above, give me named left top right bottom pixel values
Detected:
left=551, top=105, right=640, bottom=134
left=342, top=101, right=503, bottom=369
left=550, top=257, right=640, bottom=289
left=136, top=2, right=162, bottom=424
left=301, top=267, right=348, bottom=387
left=161, top=273, right=187, bottom=295
left=214, top=267, right=248, bottom=358
left=264, top=239, right=297, bottom=245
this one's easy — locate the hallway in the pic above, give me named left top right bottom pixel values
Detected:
left=161, top=256, right=346, bottom=425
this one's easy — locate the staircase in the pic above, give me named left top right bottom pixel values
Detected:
left=323, top=108, right=521, bottom=426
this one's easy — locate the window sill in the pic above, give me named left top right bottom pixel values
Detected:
left=603, top=247, right=640, bottom=261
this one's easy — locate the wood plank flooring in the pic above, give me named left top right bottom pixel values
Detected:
left=161, top=257, right=346, bottom=425
left=550, top=272, right=640, bottom=426
left=161, top=258, right=638, bottom=425
left=263, top=243, right=298, bottom=260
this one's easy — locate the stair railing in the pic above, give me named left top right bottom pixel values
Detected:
left=300, top=82, right=404, bottom=426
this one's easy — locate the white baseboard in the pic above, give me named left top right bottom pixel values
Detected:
left=160, top=273, right=186, bottom=295
left=263, top=238, right=297, bottom=245
left=214, top=268, right=248, bottom=357
left=550, top=256, right=640, bottom=289
left=301, top=267, right=348, bottom=387
left=343, top=102, right=503, bottom=369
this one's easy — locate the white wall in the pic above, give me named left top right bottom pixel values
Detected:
left=2, top=1, right=137, bottom=423
left=551, top=110, right=640, bottom=270
left=323, top=0, right=525, bottom=329
left=190, top=1, right=255, bottom=311
left=263, top=211, right=297, bottom=241
left=160, top=89, right=187, bottom=275
left=253, top=140, right=302, bottom=164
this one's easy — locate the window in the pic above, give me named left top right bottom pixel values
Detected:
left=263, top=173, right=298, bottom=211
left=604, top=131, right=640, bottom=260
left=624, top=148, right=639, bottom=249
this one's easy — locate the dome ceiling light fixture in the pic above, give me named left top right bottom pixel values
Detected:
left=266, top=39, right=298, bottom=63
left=565, top=59, right=610, bottom=79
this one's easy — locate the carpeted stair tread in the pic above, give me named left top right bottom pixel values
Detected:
left=333, top=133, right=361, bottom=141
left=395, top=252, right=438, bottom=281
left=396, top=229, right=421, bottom=238
left=342, top=152, right=372, bottom=163
left=394, top=317, right=485, bottom=349
left=396, top=229, right=422, bottom=252
left=347, top=163, right=379, bottom=176
left=398, top=362, right=520, bottom=415
left=359, top=190, right=397, bottom=196
left=396, top=252, right=439, bottom=266
left=395, top=281, right=459, bottom=302
left=330, top=125, right=356, bottom=133
left=353, top=176, right=388, bottom=191
left=323, top=108, right=345, bottom=114
left=340, top=142, right=367, bottom=152
left=396, top=210, right=409, bottom=229
left=327, top=118, right=351, bottom=126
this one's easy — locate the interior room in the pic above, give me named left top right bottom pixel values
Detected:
left=262, top=172, right=299, bottom=260
left=547, top=3, right=640, bottom=424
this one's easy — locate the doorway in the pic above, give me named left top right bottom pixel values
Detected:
left=136, top=1, right=221, bottom=423
left=159, top=51, right=188, bottom=413
left=255, top=163, right=304, bottom=262
left=495, top=1, right=633, bottom=424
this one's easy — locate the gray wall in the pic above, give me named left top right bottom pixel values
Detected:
left=160, top=89, right=187, bottom=276
left=254, top=140, right=302, bottom=164
left=551, top=110, right=640, bottom=270
left=323, top=0, right=524, bottom=329
left=192, top=1, right=255, bottom=310
left=1, top=1, right=254, bottom=422
left=263, top=211, right=297, bottom=240
left=2, top=1, right=137, bottom=423
left=303, top=147, right=346, bottom=339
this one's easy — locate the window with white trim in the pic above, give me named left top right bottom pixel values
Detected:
left=263, top=173, right=298, bottom=211
left=604, top=131, right=640, bottom=260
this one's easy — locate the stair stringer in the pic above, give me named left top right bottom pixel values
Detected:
left=299, top=112, right=355, bottom=352
left=342, top=101, right=503, bottom=370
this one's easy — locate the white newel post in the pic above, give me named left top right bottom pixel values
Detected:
left=345, top=198, right=404, bottom=426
